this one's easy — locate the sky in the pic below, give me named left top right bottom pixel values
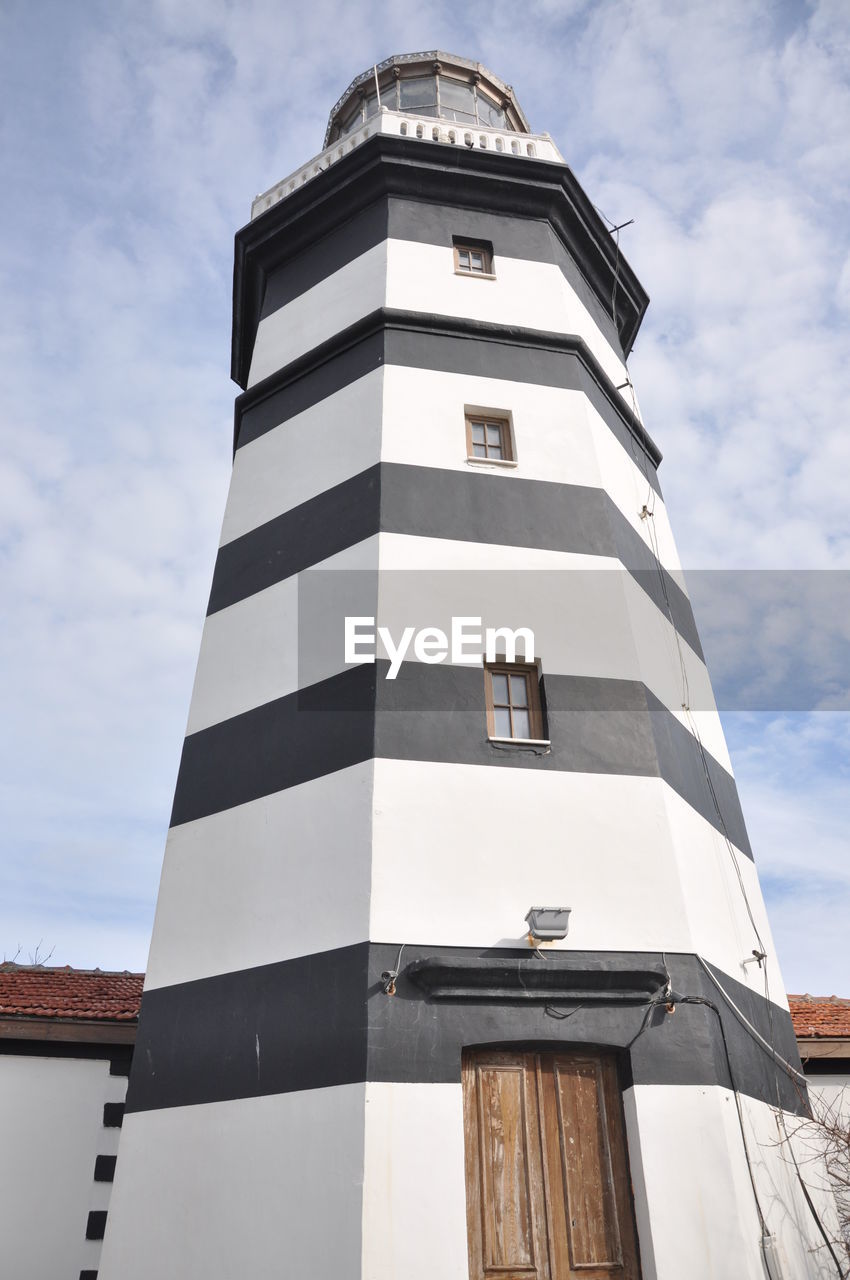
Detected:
left=0, top=0, right=847, bottom=992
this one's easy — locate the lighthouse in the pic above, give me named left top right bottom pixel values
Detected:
left=99, top=52, right=839, bottom=1280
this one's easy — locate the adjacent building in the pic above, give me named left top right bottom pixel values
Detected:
left=0, top=963, right=142, bottom=1279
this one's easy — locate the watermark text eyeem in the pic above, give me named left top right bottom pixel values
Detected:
left=345, top=616, right=535, bottom=679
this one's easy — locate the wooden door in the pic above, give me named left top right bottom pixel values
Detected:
left=462, top=1050, right=641, bottom=1280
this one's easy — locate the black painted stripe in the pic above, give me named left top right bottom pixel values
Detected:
left=170, top=663, right=375, bottom=827
left=237, top=323, right=384, bottom=449
left=102, top=1102, right=124, bottom=1128
left=235, top=310, right=662, bottom=494
left=125, top=945, right=803, bottom=1116
left=86, top=1210, right=107, bottom=1241
left=209, top=460, right=696, bottom=657
left=208, top=465, right=380, bottom=615
left=170, top=662, right=749, bottom=857
left=260, top=199, right=389, bottom=320
left=94, top=1154, right=117, bottom=1182
left=260, top=196, right=622, bottom=359
left=234, top=135, right=648, bottom=386
left=80, top=1271, right=98, bottom=1280
left=375, top=665, right=750, bottom=856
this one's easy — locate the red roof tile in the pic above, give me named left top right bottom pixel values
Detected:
left=0, top=963, right=144, bottom=1022
left=789, top=994, right=850, bottom=1040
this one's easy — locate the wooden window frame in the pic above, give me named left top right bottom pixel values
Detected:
left=485, top=662, right=546, bottom=743
left=465, top=413, right=515, bottom=465
left=453, top=240, right=495, bottom=278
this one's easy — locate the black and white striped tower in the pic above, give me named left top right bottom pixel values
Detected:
left=100, top=53, right=838, bottom=1280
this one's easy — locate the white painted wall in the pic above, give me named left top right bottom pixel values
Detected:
left=369, top=759, right=772, bottom=991
left=186, top=535, right=378, bottom=735
left=375, top=533, right=728, bottom=768
left=362, top=1082, right=468, bottom=1280
left=247, top=242, right=387, bottom=387
left=248, top=236, right=634, bottom=401
left=145, top=761, right=375, bottom=990
left=0, top=1053, right=124, bottom=1280
left=99, top=1087, right=366, bottom=1279
left=224, top=365, right=680, bottom=577
left=379, top=366, right=680, bottom=574
left=385, top=239, right=631, bottom=392
left=355, top=1078, right=839, bottom=1280
left=187, top=531, right=725, bottom=765
left=625, top=1085, right=840, bottom=1279
left=146, top=757, right=771, bottom=994
left=221, top=369, right=383, bottom=547
left=806, top=1073, right=850, bottom=1126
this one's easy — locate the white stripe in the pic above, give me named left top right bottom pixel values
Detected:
left=226, top=367, right=680, bottom=575
left=143, top=762, right=765, bottom=992
left=187, top=531, right=725, bottom=766
left=98, top=1087, right=366, bottom=1279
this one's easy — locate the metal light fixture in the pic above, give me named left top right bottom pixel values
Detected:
left=525, top=906, right=571, bottom=942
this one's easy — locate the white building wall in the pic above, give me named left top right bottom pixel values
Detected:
left=806, top=1073, right=850, bottom=1125
left=144, top=762, right=375, bottom=991
left=247, top=237, right=633, bottom=397
left=0, top=1053, right=125, bottom=1279
left=357, top=1079, right=842, bottom=1280
left=384, top=239, right=631, bottom=392
left=98, top=1087, right=366, bottom=1279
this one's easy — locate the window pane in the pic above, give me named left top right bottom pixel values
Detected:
left=400, top=77, right=438, bottom=108
left=440, top=78, right=476, bottom=114
left=487, top=439, right=503, bottom=459
left=443, top=107, right=476, bottom=124
left=491, top=673, right=509, bottom=703
left=457, top=249, right=470, bottom=270
left=494, top=706, right=512, bottom=736
left=478, top=92, right=507, bottom=129
left=510, top=674, right=529, bottom=707
left=512, top=708, right=531, bottom=739
left=486, top=424, right=502, bottom=445
left=470, top=251, right=484, bottom=271
left=338, top=106, right=362, bottom=137
left=363, top=92, right=379, bottom=120
left=473, top=443, right=487, bottom=457
left=471, top=422, right=485, bottom=442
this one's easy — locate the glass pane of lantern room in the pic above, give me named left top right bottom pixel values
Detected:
left=478, top=91, right=508, bottom=129
left=440, top=77, right=476, bottom=123
left=362, top=92, right=378, bottom=121
left=338, top=106, right=362, bottom=137
left=400, top=76, right=438, bottom=110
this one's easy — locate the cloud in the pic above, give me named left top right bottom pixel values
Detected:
left=724, top=711, right=850, bottom=993
left=0, top=0, right=847, bottom=992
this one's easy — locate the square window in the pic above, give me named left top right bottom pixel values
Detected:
left=453, top=241, right=494, bottom=276
left=485, top=663, right=545, bottom=741
left=465, top=414, right=512, bottom=463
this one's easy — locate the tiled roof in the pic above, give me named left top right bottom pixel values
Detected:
left=789, top=994, right=850, bottom=1040
left=0, top=963, right=144, bottom=1022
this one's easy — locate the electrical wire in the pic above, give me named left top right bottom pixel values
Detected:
left=697, top=956, right=806, bottom=1087
left=594, top=215, right=844, bottom=1270
left=588, top=200, right=845, bottom=1271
